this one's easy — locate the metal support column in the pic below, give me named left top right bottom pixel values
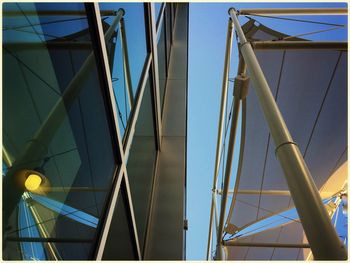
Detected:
left=229, top=8, right=347, bottom=260
left=206, top=18, right=233, bottom=260
left=216, top=95, right=241, bottom=260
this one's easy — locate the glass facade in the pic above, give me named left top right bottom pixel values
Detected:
left=3, top=2, right=178, bottom=260
left=127, top=76, right=157, bottom=254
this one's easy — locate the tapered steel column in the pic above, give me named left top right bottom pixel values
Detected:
left=216, top=95, right=241, bottom=260
left=206, top=18, right=234, bottom=260
left=229, top=8, right=347, bottom=260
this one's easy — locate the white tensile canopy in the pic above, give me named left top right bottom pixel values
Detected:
left=224, top=19, right=347, bottom=260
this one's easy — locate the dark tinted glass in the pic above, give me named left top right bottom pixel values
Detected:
left=102, top=180, right=138, bottom=260
left=3, top=3, right=117, bottom=260
left=127, top=75, right=157, bottom=254
left=99, top=3, right=148, bottom=138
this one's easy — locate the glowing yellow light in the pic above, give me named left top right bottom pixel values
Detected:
left=25, top=174, right=42, bottom=191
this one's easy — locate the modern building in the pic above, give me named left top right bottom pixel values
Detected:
left=3, top=2, right=188, bottom=260
left=207, top=6, right=348, bottom=261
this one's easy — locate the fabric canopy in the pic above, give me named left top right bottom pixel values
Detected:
left=225, top=19, right=347, bottom=260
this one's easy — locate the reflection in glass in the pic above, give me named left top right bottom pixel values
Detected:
left=155, top=3, right=162, bottom=22
left=102, top=180, right=138, bottom=260
left=100, top=3, right=148, bottom=138
left=3, top=3, right=117, bottom=260
left=157, top=21, right=167, bottom=111
left=127, top=75, right=157, bottom=254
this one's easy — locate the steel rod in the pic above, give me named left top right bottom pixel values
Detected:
left=223, top=241, right=311, bottom=248
left=229, top=8, right=347, bottom=260
left=206, top=18, right=234, bottom=260
left=218, top=189, right=291, bottom=196
left=252, top=41, right=347, bottom=50
left=238, top=8, right=348, bottom=16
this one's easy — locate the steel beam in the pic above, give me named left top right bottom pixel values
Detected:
left=238, top=8, right=348, bottom=16
left=206, top=18, right=234, bottom=260
left=223, top=241, right=311, bottom=248
left=229, top=8, right=347, bottom=260
left=252, top=41, right=347, bottom=50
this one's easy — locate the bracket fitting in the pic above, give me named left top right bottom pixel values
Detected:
left=233, top=74, right=250, bottom=99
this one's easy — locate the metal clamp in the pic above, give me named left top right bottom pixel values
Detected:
left=233, top=74, right=250, bottom=99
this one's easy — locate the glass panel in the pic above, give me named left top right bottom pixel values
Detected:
left=155, top=3, right=162, bottom=22
left=157, top=21, right=167, bottom=111
left=3, top=3, right=117, bottom=260
left=102, top=180, right=138, bottom=260
left=127, top=74, right=157, bottom=254
left=172, top=4, right=177, bottom=28
left=99, top=3, right=148, bottom=138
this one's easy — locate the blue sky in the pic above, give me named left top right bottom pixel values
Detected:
left=187, top=2, right=347, bottom=260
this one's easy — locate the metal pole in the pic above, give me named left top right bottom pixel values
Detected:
left=238, top=8, right=348, bottom=15
left=206, top=18, right=234, bottom=260
left=229, top=8, right=347, bottom=260
left=120, top=18, right=134, bottom=107
left=216, top=96, right=241, bottom=260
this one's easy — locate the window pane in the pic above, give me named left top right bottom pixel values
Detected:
left=127, top=75, right=157, bottom=254
left=155, top=3, right=162, bottom=22
left=157, top=21, right=167, bottom=111
left=102, top=180, right=138, bottom=260
left=3, top=3, right=117, bottom=260
left=99, top=3, right=148, bottom=138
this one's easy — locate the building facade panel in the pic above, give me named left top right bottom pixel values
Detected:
left=3, top=2, right=188, bottom=260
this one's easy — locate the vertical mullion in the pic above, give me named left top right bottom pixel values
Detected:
left=146, top=3, right=162, bottom=150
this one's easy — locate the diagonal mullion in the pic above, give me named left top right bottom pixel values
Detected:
left=146, top=3, right=163, bottom=150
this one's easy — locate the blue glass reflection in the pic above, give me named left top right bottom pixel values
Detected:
left=18, top=198, right=46, bottom=260
left=30, top=194, right=98, bottom=228
left=100, top=3, right=147, bottom=95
